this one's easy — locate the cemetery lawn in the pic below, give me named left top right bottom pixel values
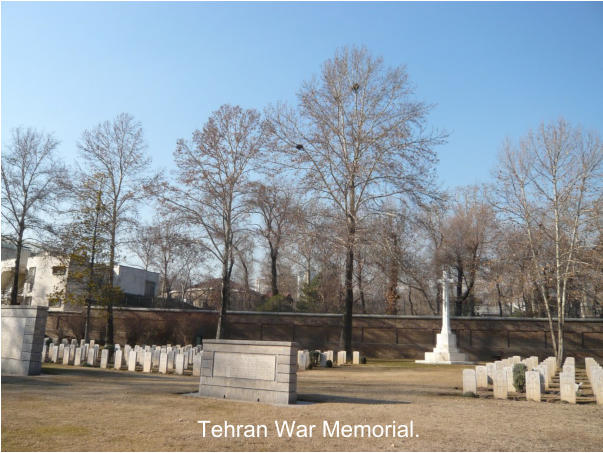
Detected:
left=2, top=362, right=601, bottom=451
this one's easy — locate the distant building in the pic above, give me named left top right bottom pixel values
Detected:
left=1, top=245, right=159, bottom=310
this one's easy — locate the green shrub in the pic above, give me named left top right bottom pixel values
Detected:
left=361, top=357, right=367, bottom=364
left=513, top=363, right=527, bottom=392
left=326, top=360, right=333, bottom=368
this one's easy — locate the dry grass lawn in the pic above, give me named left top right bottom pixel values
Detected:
left=1, top=361, right=601, bottom=451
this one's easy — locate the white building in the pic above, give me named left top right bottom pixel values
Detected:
left=1, top=248, right=159, bottom=310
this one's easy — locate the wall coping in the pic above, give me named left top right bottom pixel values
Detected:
left=204, top=339, right=297, bottom=347
left=48, top=306, right=602, bottom=322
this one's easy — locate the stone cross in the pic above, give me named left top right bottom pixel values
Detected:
left=438, top=271, right=455, bottom=336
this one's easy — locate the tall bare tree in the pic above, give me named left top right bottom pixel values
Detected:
left=247, top=181, right=298, bottom=296
left=1, top=127, right=66, bottom=305
left=157, top=104, right=267, bottom=338
left=78, top=113, right=152, bottom=348
left=268, top=46, right=443, bottom=354
left=494, top=118, right=602, bottom=365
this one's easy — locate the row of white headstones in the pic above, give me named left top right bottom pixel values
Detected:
left=297, top=349, right=362, bottom=370
left=42, top=339, right=204, bottom=376
left=462, top=355, right=603, bottom=404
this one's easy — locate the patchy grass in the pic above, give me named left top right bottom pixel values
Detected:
left=2, top=363, right=601, bottom=451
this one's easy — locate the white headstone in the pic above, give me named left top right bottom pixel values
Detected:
left=475, top=365, right=488, bottom=389
left=504, top=366, right=515, bottom=392
left=192, top=353, right=202, bottom=377
left=74, top=347, right=82, bottom=366
left=175, top=353, right=184, bottom=375
left=352, top=351, right=360, bottom=365
left=143, top=351, right=152, bottom=373
left=159, top=352, right=168, bottom=374
left=167, top=351, right=175, bottom=372
left=525, top=370, right=542, bottom=402
left=560, top=371, right=576, bottom=404
left=462, top=369, right=477, bottom=396
left=114, top=349, right=123, bottom=370
left=493, top=369, right=508, bottom=399
left=100, top=349, right=109, bottom=368
left=485, top=363, right=495, bottom=385
left=337, top=351, right=346, bottom=365
left=128, top=350, right=137, bottom=372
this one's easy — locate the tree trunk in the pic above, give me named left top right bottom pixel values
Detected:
left=455, top=266, right=463, bottom=316
left=270, top=244, right=279, bottom=296
left=10, top=224, right=25, bottom=305
left=105, top=215, right=116, bottom=348
left=342, top=220, right=355, bottom=357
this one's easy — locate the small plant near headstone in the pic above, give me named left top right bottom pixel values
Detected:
left=513, top=363, right=527, bottom=392
left=326, top=360, right=333, bottom=368
left=361, top=357, right=367, bottom=364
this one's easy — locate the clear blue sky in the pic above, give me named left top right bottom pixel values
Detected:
left=3, top=1, right=603, bottom=193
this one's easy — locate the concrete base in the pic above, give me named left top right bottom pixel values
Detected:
left=415, top=332, right=474, bottom=365
left=1, top=305, right=48, bottom=376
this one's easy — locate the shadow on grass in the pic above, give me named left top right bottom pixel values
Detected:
left=298, top=393, right=410, bottom=405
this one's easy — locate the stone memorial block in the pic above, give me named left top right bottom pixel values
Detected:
left=504, top=366, right=515, bottom=392
left=90, top=340, right=95, bottom=348
left=128, top=350, right=137, bottom=371
left=337, top=351, right=346, bottom=365
left=199, top=339, right=297, bottom=405
left=69, top=345, right=76, bottom=363
left=71, top=339, right=77, bottom=346
left=525, top=370, right=542, bottom=402
left=80, top=339, right=85, bottom=347
left=486, top=363, right=495, bottom=385
left=41, top=344, right=47, bottom=363
left=74, top=348, right=82, bottom=366
left=143, top=351, right=152, bottom=373
left=193, top=353, right=203, bottom=377
left=353, top=351, right=360, bottom=365
left=494, top=360, right=504, bottom=372
left=58, top=343, right=65, bottom=360
left=136, top=349, right=144, bottom=366
left=512, top=356, right=521, bottom=364
left=83, top=344, right=89, bottom=361
left=462, top=369, right=477, bottom=396
left=493, top=369, right=508, bottom=399
left=325, top=351, right=333, bottom=362
left=114, top=349, right=123, bottom=370
left=475, top=365, right=488, bottom=389
left=159, top=352, right=168, bottom=374
left=51, top=346, right=59, bottom=363
left=560, top=372, right=576, bottom=404
left=528, top=356, right=539, bottom=370
left=144, top=345, right=150, bottom=352
left=99, top=349, right=108, bottom=368
left=175, top=354, right=184, bottom=375
left=183, top=353, right=189, bottom=370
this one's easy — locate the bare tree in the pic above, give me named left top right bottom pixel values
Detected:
left=157, top=104, right=267, bottom=338
left=268, top=46, right=443, bottom=354
left=247, top=181, right=298, bottom=296
left=1, top=127, right=66, bottom=305
left=438, top=186, right=497, bottom=316
left=494, top=118, right=602, bottom=365
left=78, top=113, right=152, bottom=348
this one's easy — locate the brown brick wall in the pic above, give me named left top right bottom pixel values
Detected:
left=46, top=308, right=603, bottom=361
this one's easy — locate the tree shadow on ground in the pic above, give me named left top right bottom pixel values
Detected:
left=297, top=393, right=410, bottom=404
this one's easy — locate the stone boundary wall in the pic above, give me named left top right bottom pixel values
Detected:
left=45, top=308, right=603, bottom=361
left=199, top=339, right=297, bottom=405
left=2, top=305, right=48, bottom=375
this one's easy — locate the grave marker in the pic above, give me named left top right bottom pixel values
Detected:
left=462, top=369, right=477, bottom=396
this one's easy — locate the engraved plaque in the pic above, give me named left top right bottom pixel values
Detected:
left=213, top=352, right=276, bottom=381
